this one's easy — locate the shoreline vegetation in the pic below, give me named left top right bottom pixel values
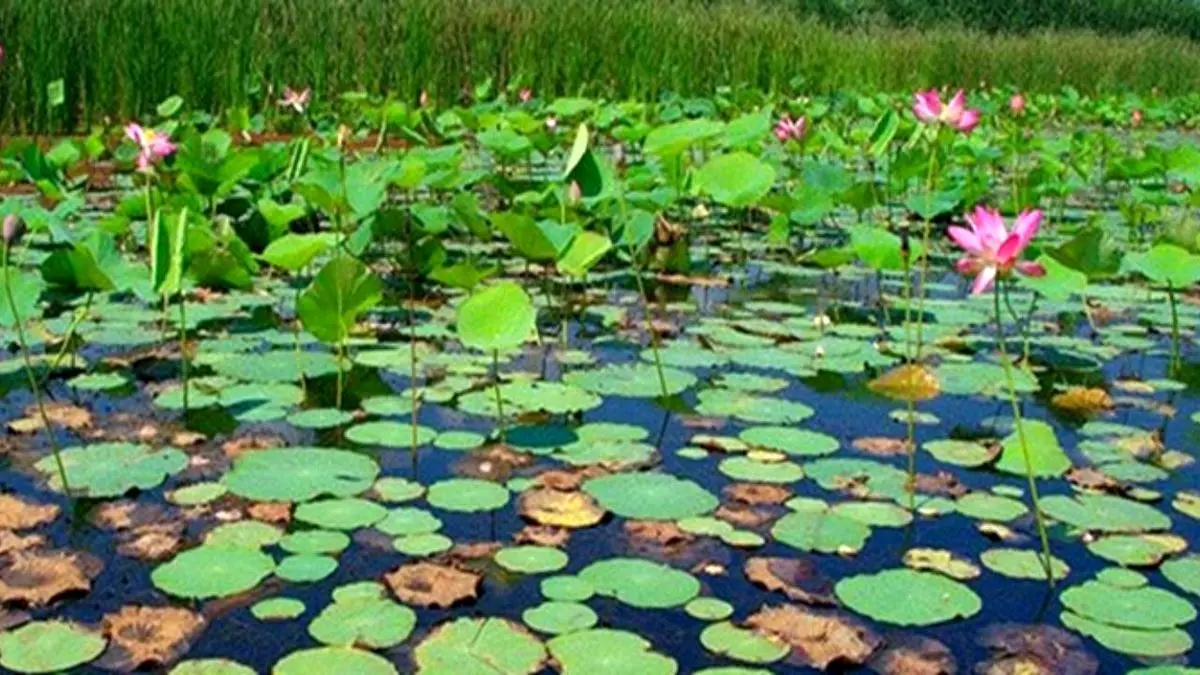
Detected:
left=3, top=0, right=1200, bottom=132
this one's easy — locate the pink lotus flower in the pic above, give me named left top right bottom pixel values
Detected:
left=124, top=123, right=175, bottom=171
left=278, top=87, right=310, bottom=114
left=912, top=89, right=980, bottom=133
left=1010, top=94, right=1026, bottom=115
left=1132, top=109, right=1144, bottom=127
left=519, top=88, right=533, bottom=103
left=948, top=206, right=1045, bottom=295
left=773, top=115, right=806, bottom=143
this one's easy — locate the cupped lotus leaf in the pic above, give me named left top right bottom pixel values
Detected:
left=205, top=520, right=284, bottom=549
left=276, top=554, right=338, bottom=582
left=308, top=597, right=416, bottom=648
left=1060, top=580, right=1196, bottom=630
left=547, top=628, right=678, bottom=675
left=564, top=363, right=695, bottom=398
left=287, top=408, right=354, bottom=429
left=521, top=601, right=598, bottom=635
left=1060, top=611, right=1192, bottom=658
left=1162, top=555, right=1200, bottom=597
left=456, top=282, right=536, bottom=352
left=955, top=492, right=1029, bottom=522
left=980, top=548, right=1070, bottom=580
left=413, top=617, right=546, bottom=675
left=495, top=546, right=569, bottom=574
left=868, top=364, right=940, bottom=402
left=922, top=439, right=998, bottom=468
left=426, top=478, right=509, bottom=513
left=295, top=498, right=388, bottom=530
left=1086, top=534, right=1187, bottom=566
left=1039, top=493, right=1171, bottom=533
left=152, top=546, right=275, bottom=599
left=579, top=557, right=700, bottom=609
left=695, top=389, right=814, bottom=424
left=718, top=457, right=804, bottom=483
left=583, top=473, right=717, bottom=520
left=994, top=420, right=1071, bottom=477
left=36, top=442, right=186, bottom=497
left=376, top=507, right=442, bottom=536
left=558, top=231, right=613, bottom=278
left=171, top=659, right=256, bottom=675
left=540, top=576, right=594, bottom=602
left=738, top=426, right=839, bottom=456
left=251, top=597, right=306, bottom=620
left=695, top=152, right=776, bottom=207
left=835, top=569, right=982, bottom=627
left=281, top=530, right=351, bottom=555
left=699, top=621, right=788, bottom=664
left=297, top=255, right=382, bottom=345
left=273, top=647, right=399, bottom=675
left=685, top=597, right=735, bottom=621
left=0, top=621, right=106, bottom=674
left=771, top=509, right=872, bottom=554
left=224, top=447, right=378, bottom=501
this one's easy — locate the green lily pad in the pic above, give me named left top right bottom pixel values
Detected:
left=251, top=597, right=307, bottom=621
left=345, top=421, right=438, bottom=447
left=1162, top=555, right=1200, bottom=597
left=426, top=478, right=509, bottom=512
left=413, top=617, right=546, bottom=675
left=739, top=426, right=839, bottom=456
left=496, top=546, right=569, bottom=574
left=540, top=576, right=594, bottom=602
left=171, top=659, right=256, bottom=675
left=277, top=554, right=338, bottom=583
left=1060, top=579, right=1195, bottom=629
left=771, top=508, right=872, bottom=554
left=205, top=521, right=284, bottom=549
left=1061, top=611, right=1192, bottom=658
left=583, top=472, right=717, bottom=521
left=281, top=530, right=351, bottom=555
left=434, top=431, right=487, bottom=451
left=579, top=557, right=700, bottom=609
left=564, top=363, right=696, bottom=398
left=699, top=621, right=788, bottom=665
left=522, top=602, right=598, bottom=635
left=980, top=548, right=1070, bottom=580
left=695, top=389, right=814, bottom=424
left=547, top=629, right=677, bottom=675
left=376, top=507, right=442, bottom=536
left=152, top=546, right=275, bottom=599
left=685, top=597, right=735, bottom=621
left=68, top=371, right=130, bottom=391
left=718, top=457, right=804, bottom=483
left=955, top=492, right=1029, bottom=522
left=830, top=501, right=913, bottom=527
left=1039, top=493, right=1172, bottom=533
left=922, top=439, right=997, bottom=467
left=835, top=569, right=982, bottom=626
left=1087, top=534, right=1185, bottom=566
left=168, top=482, right=228, bottom=506
left=274, top=647, right=398, bottom=675
left=308, top=597, right=416, bottom=648
left=295, top=498, right=388, bottom=530
left=393, top=533, right=453, bottom=556
left=373, top=477, right=425, bottom=502
left=994, top=420, right=1071, bottom=477
left=224, top=447, right=378, bottom=501
left=287, top=408, right=355, bottom=429
left=36, top=442, right=186, bottom=497
left=0, top=621, right=106, bottom=674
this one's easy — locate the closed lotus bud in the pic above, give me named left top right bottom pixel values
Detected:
left=567, top=181, right=582, bottom=203
left=419, top=90, right=429, bottom=107
left=2, top=214, right=24, bottom=247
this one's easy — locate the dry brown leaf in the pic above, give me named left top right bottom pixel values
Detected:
left=902, top=547, right=981, bottom=580
left=534, top=469, right=584, bottom=491
left=247, top=502, right=292, bottom=524
left=98, top=605, right=205, bottom=671
left=746, top=604, right=881, bottom=669
left=116, top=524, right=183, bottom=561
left=453, top=444, right=533, bottom=481
left=0, top=531, right=45, bottom=556
left=515, top=525, right=571, bottom=547
left=1051, top=387, right=1113, bottom=416
left=0, top=494, right=60, bottom=530
left=715, top=504, right=779, bottom=529
left=868, top=634, right=956, bottom=675
left=913, top=471, right=968, bottom=498
left=624, top=520, right=692, bottom=546
left=7, top=402, right=92, bottom=434
left=723, top=483, right=792, bottom=506
left=519, top=489, right=605, bottom=529
left=975, top=623, right=1098, bottom=675
left=0, top=549, right=100, bottom=606
left=744, top=557, right=836, bottom=606
left=867, top=364, right=940, bottom=403
left=1066, top=467, right=1122, bottom=493
left=852, top=437, right=911, bottom=457
left=385, top=562, right=480, bottom=608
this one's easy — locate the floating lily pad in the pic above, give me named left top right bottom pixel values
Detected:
left=583, top=472, right=717, bottom=521
left=373, top=477, right=425, bottom=502
left=308, top=596, right=416, bottom=648
left=426, top=478, right=509, bottom=512
left=718, top=457, right=804, bottom=483
left=224, top=447, right=379, bottom=501
left=980, top=548, right=1070, bottom=580
left=579, top=557, right=700, bottom=609
left=251, top=597, right=306, bottom=621
left=564, top=363, right=696, bottom=398
left=547, top=629, right=677, bottom=675
left=540, top=576, right=594, bottom=602
left=206, top=520, right=284, bottom=549
left=695, top=388, right=814, bottom=424
left=1061, top=579, right=1195, bottom=629
left=1087, top=534, right=1186, bottom=566
left=1060, top=611, right=1192, bottom=658
left=281, top=530, right=351, bottom=555
left=772, top=508, right=872, bottom=554
left=393, top=533, right=453, bottom=556
left=1039, top=493, right=1171, bottom=533
left=496, top=546, right=569, bottom=574
left=295, top=498, right=388, bottom=530
left=168, top=482, right=228, bottom=506
left=36, top=442, right=186, bottom=497
left=277, top=554, right=338, bottom=583
left=685, top=597, right=735, bottom=621
left=699, top=621, right=788, bottom=664
left=835, top=569, right=982, bottom=626
left=522, top=602, right=598, bottom=635
left=345, top=421, right=438, bottom=447
left=922, top=439, right=998, bottom=467
left=413, top=617, right=546, bottom=675
left=273, top=647, right=398, bottom=675
left=0, top=621, right=106, bottom=674
left=1162, top=555, right=1200, bottom=597
left=955, top=492, right=1029, bottom=522
left=287, top=408, right=355, bottom=429
left=68, top=372, right=130, bottom=391
left=994, top=420, right=1071, bottom=478
left=376, top=507, right=442, bottom=536
left=171, top=659, right=256, bottom=675
left=152, top=546, right=275, bottom=599
left=434, top=431, right=487, bottom=450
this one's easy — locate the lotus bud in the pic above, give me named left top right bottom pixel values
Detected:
left=567, top=181, right=582, bottom=204
left=2, top=215, right=24, bottom=247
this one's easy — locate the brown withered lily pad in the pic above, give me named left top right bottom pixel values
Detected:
left=853, top=437, right=911, bottom=457
left=0, top=549, right=101, bottom=607
left=0, top=608, right=30, bottom=631
left=744, top=557, right=836, bottom=606
left=515, top=526, right=571, bottom=547
left=624, top=520, right=693, bottom=546
left=723, top=483, right=792, bottom=505
left=913, top=471, right=968, bottom=498
left=715, top=504, right=780, bottom=529
left=1051, top=387, right=1114, bottom=416
left=247, top=502, right=293, bottom=524
left=97, top=605, right=205, bottom=671
left=0, top=495, right=60, bottom=530
left=453, top=444, right=533, bottom=481
left=116, top=524, right=184, bottom=561
left=902, top=548, right=981, bottom=581
left=975, top=623, right=1098, bottom=675
left=385, top=562, right=481, bottom=608
left=90, top=500, right=177, bottom=531
left=519, top=489, right=605, bottom=529
left=868, top=634, right=957, bottom=675
left=1066, top=467, right=1123, bottom=493
left=0, top=531, right=45, bottom=556
left=746, top=604, right=881, bottom=669
left=7, top=402, right=93, bottom=434
left=533, top=469, right=585, bottom=491
left=221, top=434, right=287, bottom=459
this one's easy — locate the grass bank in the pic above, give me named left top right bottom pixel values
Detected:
left=2, top=0, right=1200, bottom=132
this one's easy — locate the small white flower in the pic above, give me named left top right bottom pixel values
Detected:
left=812, top=314, right=832, bottom=330
left=813, top=345, right=826, bottom=359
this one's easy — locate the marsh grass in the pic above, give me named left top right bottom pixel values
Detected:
left=3, top=0, right=1200, bottom=132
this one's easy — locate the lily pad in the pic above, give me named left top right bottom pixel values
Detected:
left=1060, top=611, right=1192, bottom=658
left=738, top=426, right=839, bottom=457
left=1039, top=493, right=1171, bottom=533
left=1061, top=579, right=1196, bottom=630
left=274, top=647, right=398, bottom=675
left=583, top=472, right=717, bottom=521
left=251, top=597, right=306, bottom=621
left=699, top=621, right=788, bottom=665
left=276, top=554, right=338, bottom=583
left=152, top=546, right=275, bottom=599
left=36, top=442, right=186, bottom=497
left=579, top=557, right=700, bottom=609
left=308, top=596, right=416, bottom=648
left=835, top=569, right=982, bottom=626
left=224, top=447, right=378, bottom=501
left=994, top=420, right=1071, bottom=478
left=522, top=602, right=598, bottom=635
left=922, top=439, right=998, bottom=467
left=413, top=617, right=546, bottom=675
left=718, top=457, right=804, bottom=483
left=547, top=628, right=677, bottom=675
left=0, top=621, right=106, bottom=674
left=345, top=421, right=438, bottom=447
left=771, top=508, right=872, bottom=554
left=1162, top=555, right=1200, bottom=597
left=426, top=478, right=509, bottom=512
left=564, top=363, right=696, bottom=398
left=496, top=546, right=569, bottom=574
left=295, top=498, right=388, bottom=530
left=980, top=548, right=1070, bottom=580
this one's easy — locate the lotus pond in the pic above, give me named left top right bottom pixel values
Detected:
left=1, top=89, right=1200, bottom=674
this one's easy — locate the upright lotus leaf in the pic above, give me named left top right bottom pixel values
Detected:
left=557, top=231, right=612, bottom=278
left=1021, top=254, right=1088, bottom=301
left=1124, top=243, right=1200, bottom=288
left=835, top=569, right=982, bottom=627
left=643, top=118, right=725, bottom=158
left=297, top=255, right=382, bottom=344
left=1048, top=226, right=1122, bottom=280
left=149, top=207, right=187, bottom=296
left=695, top=152, right=775, bottom=207
left=40, top=230, right=131, bottom=292
left=259, top=233, right=336, bottom=272
left=175, top=128, right=257, bottom=199
left=493, top=212, right=559, bottom=261
left=413, top=617, right=546, bottom=675
left=850, top=225, right=922, bottom=272
left=994, top=419, right=1071, bottom=477
left=456, top=282, right=535, bottom=352
left=256, top=197, right=307, bottom=241
left=563, top=124, right=604, bottom=198
left=0, top=621, right=106, bottom=674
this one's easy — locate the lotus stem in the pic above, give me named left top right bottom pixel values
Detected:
left=293, top=273, right=306, bottom=398
left=913, top=130, right=941, bottom=361
left=178, top=292, right=189, bottom=413
left=1168, top=282, right=1181, bottom=375
left=2, top=241, right=72, bottom=497
left=492, top=349, right=507, bottom=443
left=633, top=265, right=669, bottom=398
left=994, top=283, right=1055, bottom=586
left=41, top=291, right=93, bottom=382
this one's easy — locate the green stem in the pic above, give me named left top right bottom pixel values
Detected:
left=633, top=265, right=669, bottom=398
left=904, top=395, right=917, bottom=512
left=913, top=140, right=939, bottom=361
left=41, top=292, right=93, bottom=382
left=294, top=272, right=306, bottom=398
left=335, top=340, right=345, bottom=410
left=3, top=242, right=72, bottom=497
left=994, top=283, right=1055, bottom=586
left=178, top=293, right=189, bottom=412
left=492, top=349, right=507, bottom=442
left=1169, top=283, right=1182, bottom=375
